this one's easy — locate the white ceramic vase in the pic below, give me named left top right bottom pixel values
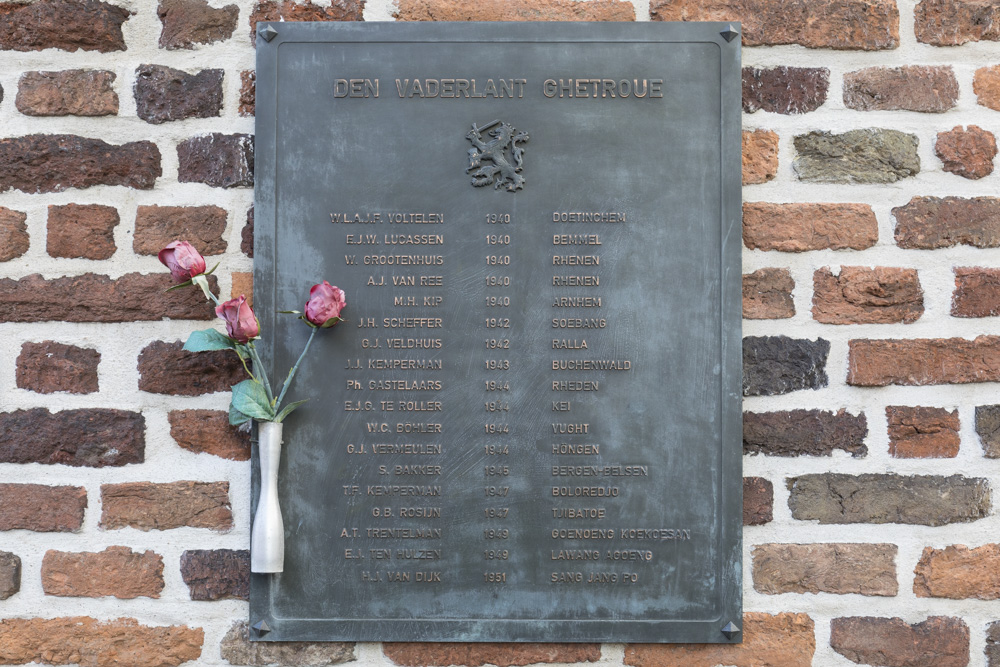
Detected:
left=251, top=420, right=284, bottom=573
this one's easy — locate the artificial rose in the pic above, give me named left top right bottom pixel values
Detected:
left=216, top=295, right=259, bottom=343
left=158, top=240, right=207, bottom=282
left=304, top=281, right=346, bottom=327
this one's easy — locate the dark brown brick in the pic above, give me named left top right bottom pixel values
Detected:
left=743, top=336, right=829, bottom=396
left=895, top=196, right=1000, bottom=249
left=0, top=408, right=143, bottom=467
left=743, top=202, right=878, bottom=252
left=651, top=0, right=898, bottom=49
left=743, top=477, right=773, bottom=526
left=16, top=341, right=100, bottom=394
left=0, top=273, right=215, bottom=323
left=794, top=129, right=919, bottom=184
left=138, top=340, right=247, bottom=396
left=0, top=551, right=20, bottom=599
left=787, top=473, right=990, bottom=525
left=916, top=0, right=1000, bottom=45
left=0, top=617, right=203, bottom=667
left=252, top=0, right=365, bottom=44
left=0, top=0, right=130, bottom=52
left=887, top=406, right=960, bottom=458
left=849, top=336, right=1000, bottom=386
left=743, top=268, right=794, bottom=319
left=812, top=266, right=923, bottom=324
left=936, top=125, right=996, bottom=180
left=624, top=613, right=815, bottom=667
left=101, top=481, right=233, bottom=531
left=0, top=206, right=28, bottom=261
left=221, top=621, right=355, bottom=666
left=42, top=546, right=164, bottom=599
left=384, top=643, right=600, bottom=667
left=47, top=203, right=118, bottom=259
left=180, top=549, right=248, bottom=600
left=831, top=616, right=968, bottom=667
left=986, top=620, right=1000, bottom=666
left=16, top=70, right=117, bottom=116
left=744, top=409, right=867, bottom=457
left=133, top=205, right=227, bottom=256
left=975, top=65, right=1000, bottom=111
left=0, top=134, right=160, bottom=193
left=395, top=0, right=632, bottom=21
left=177, top=133, right=253, bottom=188
left=753, top=543, right=897, bottom=596
left=843, top=66, right=958, bottom=112
left=954, top=268, right=1000, bottom=318
left=742, top=129, right=777, bottom=185
left=915, top=544, right=1000, bottom=600
left=0, top=484, right=86, bottom=532
left=168, top=410, right=250, bottom=460
left=743, top=66, right=828, bottom=115
left=159, top=0, right=238, bottom=49
left=242, top=206, right=254, bottom=257
left=976, top=404, right=1000, bottom=458
left=239, top=69, right=255, bottom=116
left=134, top=65, right=223, bottom=124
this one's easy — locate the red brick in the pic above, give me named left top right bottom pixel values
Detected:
left=887, top=406, right=960, bottom=458
left=16, top=70, right=117, bottom=116
left=651, top=0, right=898, bottom=50
left=239, top=70, right=255, bottom=116
left=177, top=133, right=253, bottom=188
left=916, top=0, right=1000, bottom=45
left=16, top=341, right=99, bottom=394
left=0, top=134, right=160, bottom=193
left=624, top=613, right=814, bottom=667
left=752, top=543, right=897, bottom=595
left=974, top=65, right=1000, bottom=111
left=395, top=0, right=633, bottom=21
left=843, top=66, right=958, bottom=112
left=42, top=546, right=164, bottom=599
left=232, top=272, right=253, bottom=308
left=743, top=202, right=878, bottom=252
left=831, top=616, right=969, bottom=667
left=849, top=336, right=1000, bottom=386
left=743, top=477, right=773, bottom=525
left=168, top=410, right=250, bottom=461
left=0, top=0, right=130, bottom=52
left=384, top=643, right=600, bottom=667
left=138, top=340, right=247, bottom=396
left=915, top=544, right=1000, bottom=599
left=895, top=196, right=1000, bottom=249
left=812, top=266, right=923, bottom=324
left=0, top=206, right=28, bottom=261
left=251, top=0, right=365, bottom=44
left=133, top=205, right=227, bottom=256
left=159, top=0, right=238, bottom=49
left=0, top=273, right=215, bottom=323
left=936, top=125, right=996, bottom=179
left=180, top=549, right=248, bottom=600
left=0, top=408, right=143, bottom=467
left=0, top=617, right=203, bottom=667
left=101, top=481, right=233, bottom=531
left=47, top=203, right=118, bottom=259
left=742, top=129, right=778, bottom=185
left=221, top=622, right=355, bottom=665
left=954, top=267, right=1000, bottom=317
left=743, top=268, right=794, bottom=319
left=0, top=484, right=86, bottom=532
left=743, top=66, right=829, bottom=115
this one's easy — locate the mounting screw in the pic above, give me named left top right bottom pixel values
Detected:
left=252, top=620, right=271, bottom=637
left=720, top=24, right=740, bottom=43
left=259, top=25, right=278, bottom=42
left=721, top=621, right=741, bottom=640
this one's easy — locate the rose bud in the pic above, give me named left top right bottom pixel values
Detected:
left=304, top=281, right=347, bottom=327
left=158, top=240, right=207, bottom=283
left=216, top=295, right=259, bottom=343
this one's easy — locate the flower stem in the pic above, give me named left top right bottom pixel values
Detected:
left=275, top=327, right=318, bottom=410
left=234, top=346, right=258, bottom=383
left=247, top=343, right=275, bottom=405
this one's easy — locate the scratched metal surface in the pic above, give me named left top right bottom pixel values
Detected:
left=252, top=22, right=742, bottom=643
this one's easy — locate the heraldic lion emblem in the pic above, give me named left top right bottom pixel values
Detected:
left=466, top=120, right=529, bottom=192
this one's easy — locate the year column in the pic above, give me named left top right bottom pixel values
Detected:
left=482, top=212, right=512, bottom=585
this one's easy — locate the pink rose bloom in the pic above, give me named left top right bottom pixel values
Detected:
left=216, top=295, right=259, bottom=343
left=158, top=241, right=207, bottom=282
left=304, top=281, right=346, bottom=327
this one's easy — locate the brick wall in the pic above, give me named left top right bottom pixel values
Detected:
left=1, top=0, right=1000, bottom=665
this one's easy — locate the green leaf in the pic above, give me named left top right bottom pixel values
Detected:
left=231, top=379, right=276, bottom=421
left=228, top=402, right=252, bottom=426
left=275, top=399, right=309, bottom=423
left=184, top=329, right=236, bottom=352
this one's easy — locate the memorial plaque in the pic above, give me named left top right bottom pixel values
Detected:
left=252, top=22, right=742, bottom=643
